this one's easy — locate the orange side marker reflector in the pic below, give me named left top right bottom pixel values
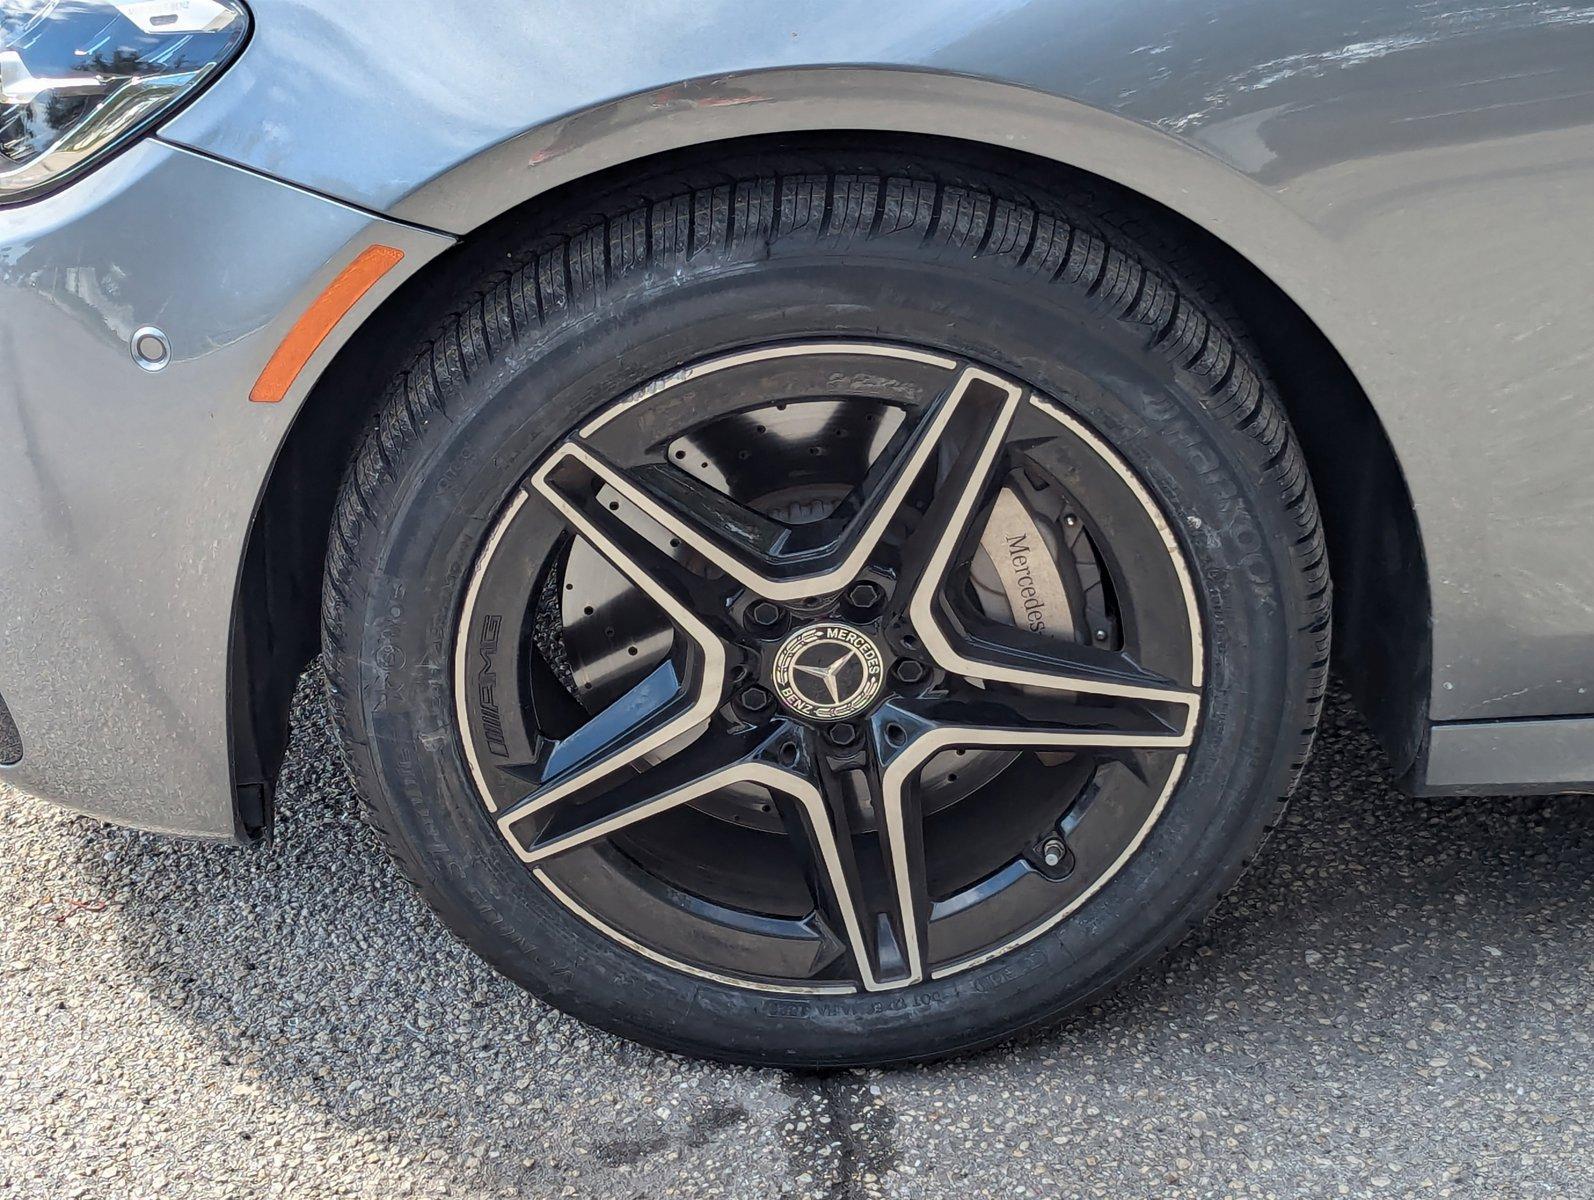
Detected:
left=249, top=243, right=404, bottom=403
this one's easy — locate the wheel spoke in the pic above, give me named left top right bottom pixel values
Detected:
left=775, top=733, right=930, bottom=991
left=503, top=721, right=785, bottom=863
left=891, top=371, right=1025, bottom=601
left=546, top=365, right=1023, bottom=602
left=490, top=468, right=732, bottom=844
left=926, top=619, right=1198, bottom=712
left=895, top=394, right=1198, bottom=718
left=856, top=684, right=1190, bottom=987
left=490, top=659, right=703, bottom=855
left=625, top=461, right=792, bottom=560
left=530, top=454, right=744, bottom=635
left=888, top=685, right=1191, bottom=748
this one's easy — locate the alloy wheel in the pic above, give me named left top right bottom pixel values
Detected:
left=454, top=342, right=1203, bottom=995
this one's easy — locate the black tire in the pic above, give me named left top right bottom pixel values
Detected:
left=322, top=146, right=1329, bottom=1067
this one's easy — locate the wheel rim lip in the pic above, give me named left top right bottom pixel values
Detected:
left=452, top=338, right=1204, bottom=995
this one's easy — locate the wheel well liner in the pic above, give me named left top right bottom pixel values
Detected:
left=229, top=132, right=1429, bottom=829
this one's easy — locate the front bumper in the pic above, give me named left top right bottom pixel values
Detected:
left=0, top=139, right=449, bottom=838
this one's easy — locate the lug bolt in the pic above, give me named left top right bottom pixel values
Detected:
left=846, top=580, right=883, bottom=609
left=1040, top=837, right=1067, bottom=868
left=826, top=722, right=858, bottom=747
left=892, top=659, right=927, bottom=685
left=740, top=685, right=772, bottom=712
left=747, top=600, right=782, bottom=629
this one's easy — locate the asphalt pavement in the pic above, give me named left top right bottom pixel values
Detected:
left=1, top=671, right=1589, bottom=1199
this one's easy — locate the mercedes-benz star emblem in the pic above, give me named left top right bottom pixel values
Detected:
left=771, top=623, right=886, bottom=721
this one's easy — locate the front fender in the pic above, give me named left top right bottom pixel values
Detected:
left=0, top=142, right=451, bottom=838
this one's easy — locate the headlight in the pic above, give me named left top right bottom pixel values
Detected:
left=1, top=0, right=248, bottom=203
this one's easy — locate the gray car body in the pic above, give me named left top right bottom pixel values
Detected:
left=1, top=0, right=1591, bottom=840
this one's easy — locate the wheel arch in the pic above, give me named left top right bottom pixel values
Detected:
left=230, top=120, right=1430, bottom=832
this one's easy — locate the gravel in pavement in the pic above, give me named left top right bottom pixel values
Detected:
left=1, top=672, right=1589, bottom=1199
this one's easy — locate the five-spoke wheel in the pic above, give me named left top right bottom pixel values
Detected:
left=456, top=345, right=1202, bottom=994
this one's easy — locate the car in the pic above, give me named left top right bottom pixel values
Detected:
left=3, top=0, right=1591, bottom=1068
